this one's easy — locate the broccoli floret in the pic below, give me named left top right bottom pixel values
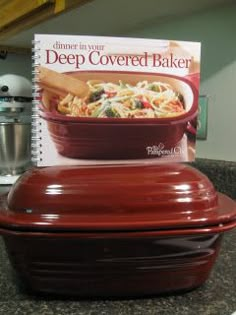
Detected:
left=89, top=89, right=105, bottom=102
left=134, top=100, right=144, bottom=109
left=150, top=84, right=161, bottom=92
left=104, top=107, right=119, bottom=117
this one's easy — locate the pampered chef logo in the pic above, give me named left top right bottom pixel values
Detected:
left=146, top=143, right=182, bottom=157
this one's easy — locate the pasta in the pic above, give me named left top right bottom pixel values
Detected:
left=56, top=80, right=186, bottom=118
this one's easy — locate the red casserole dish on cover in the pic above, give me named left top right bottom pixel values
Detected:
left=40, top=72, right=198, bottom=159
left=0, top=163, right=235, bottom=297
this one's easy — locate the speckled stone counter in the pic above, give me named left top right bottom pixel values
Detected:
left=0, top=159, right=235, bottom=315
left=191, top=158, right=236, bottom=199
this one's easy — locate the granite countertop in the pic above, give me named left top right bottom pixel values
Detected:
left=0, top=159, right=235, bottom=315
left=191, top=159, right=236, bottom=199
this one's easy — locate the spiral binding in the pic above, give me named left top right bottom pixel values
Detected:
left=31, top=39, right=42, bottom=165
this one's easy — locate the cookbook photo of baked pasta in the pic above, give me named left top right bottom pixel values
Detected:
left=32, top=34, right=201, bottom=166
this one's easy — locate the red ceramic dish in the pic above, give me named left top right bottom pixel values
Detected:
left=0, top=163, right=235, bottom=297
left=40, top=72, right=198, bottom=159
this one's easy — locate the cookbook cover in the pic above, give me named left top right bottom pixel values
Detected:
left=32, top=34, right=201, bottom=166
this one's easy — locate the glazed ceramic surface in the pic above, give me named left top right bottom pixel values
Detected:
left=1, top=163, right=235, bottom=231
left=2, top=230, right=222, bottom=297
left=0, top=163, right=235, bottom=297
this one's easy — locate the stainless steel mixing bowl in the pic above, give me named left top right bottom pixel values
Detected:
left=0, top=122, right=31, bottom=175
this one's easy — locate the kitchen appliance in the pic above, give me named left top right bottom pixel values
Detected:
left=0, top=74, right=32, bottom=184
left=0, top=163, right=235, bottom=297
left=40, top=72, right=198, bottom=159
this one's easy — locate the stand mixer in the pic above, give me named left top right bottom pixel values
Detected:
left=0, top=74, right=32, bottom=184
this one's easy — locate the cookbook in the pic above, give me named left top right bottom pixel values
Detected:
left=32, top=34, right=201, bottom=166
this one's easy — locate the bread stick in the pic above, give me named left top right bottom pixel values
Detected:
left=37, top=66, right=89, bottom=98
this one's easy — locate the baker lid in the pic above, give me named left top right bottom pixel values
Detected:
left=0, top=163, right=235, bottom=232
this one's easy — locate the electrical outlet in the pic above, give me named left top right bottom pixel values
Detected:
left=197, top=95, right=208, bottom=140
